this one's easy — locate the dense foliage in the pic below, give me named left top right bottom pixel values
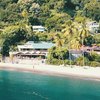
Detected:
left=0, top=0, right=100, bottom=28
left=0, top=0, right=100, bottom=67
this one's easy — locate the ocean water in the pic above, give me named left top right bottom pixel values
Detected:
left=0, top=70, right=100, bottom=100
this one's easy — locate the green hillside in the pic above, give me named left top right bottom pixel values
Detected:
left=0, top=0, right=100, bottom=66
left=0, top=0, right=100, bottom=29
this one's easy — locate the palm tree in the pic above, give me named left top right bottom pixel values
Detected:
left=54, top=33, right=64, bottom=47
left=79, top=23, right=89, bottom=66
left=63, top=20, right=78, bottom=67
left=71, top=38, right=81, bottom=50
left=48, top=32, right=57, bottom=41
left=54, top=33, right=65, bottom=60
left=21, top=9, right=28, bottom=24
left=17, top=20, right=33, bottom=38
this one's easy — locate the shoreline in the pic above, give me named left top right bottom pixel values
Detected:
left=0, top=63, right=100, bottom=81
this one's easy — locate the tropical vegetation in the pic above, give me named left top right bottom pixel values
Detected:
left=0, top=0, right=100, bottom=67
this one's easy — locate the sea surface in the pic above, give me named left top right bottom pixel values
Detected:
left=0, top=70, right=100, bottom=100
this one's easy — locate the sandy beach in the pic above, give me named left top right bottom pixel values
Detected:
left=0, top=62, right=100, bottom=80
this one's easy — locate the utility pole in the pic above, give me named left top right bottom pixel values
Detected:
left=82, top=39, right=85, bottom=67
left=69, top=39, right=72, bottom=67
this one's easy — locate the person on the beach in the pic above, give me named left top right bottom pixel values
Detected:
left=33, top=66, right=34, bottom=69
left=42, top=60, right=44, bottom=63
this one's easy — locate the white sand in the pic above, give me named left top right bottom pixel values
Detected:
left=0, top=62, right=100, bottom=79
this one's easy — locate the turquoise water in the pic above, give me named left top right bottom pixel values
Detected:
left=0, top=70, right=100, bottom=100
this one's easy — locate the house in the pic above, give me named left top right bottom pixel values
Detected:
left=32, top=26, right=46, bottom=32
left=86, top=21, right=99, bottom=33
left=16, top=41, right=55, bottom=58
left=69, top=49, right=83, bottom=60
left=69, top=46, right=100, bottom=60
left=80, top=46, right=100, bottom=55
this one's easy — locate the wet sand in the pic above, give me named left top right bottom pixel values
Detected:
left=0, top=63, right=100, bottom=81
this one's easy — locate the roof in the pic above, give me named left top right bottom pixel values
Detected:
left=18, top=41, right=55, bottom=49
left=32, top=26, right=45, bottom=29
left=93, top=46, right=100, bottom=51
left=86, top=21, right=99, bottom=26
left=80, top=46, right=100, bottom=52
left=69, top=50, right=83, bottom=54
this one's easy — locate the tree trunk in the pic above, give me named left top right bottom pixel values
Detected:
left=82, top=38, right=85, bottom=66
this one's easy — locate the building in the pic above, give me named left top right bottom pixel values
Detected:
left=69, top=49, right=83, bottom=60
left=80, top=46, right=100, bottom=55
left=15, top=41, right=55, bottom=58
left=32, top=26, right=46, bottom=32
left=69, top=45, right=100, bottom=60
left=86, top=21, right=99, bottom=33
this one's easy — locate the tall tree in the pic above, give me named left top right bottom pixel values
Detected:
left=62, top=20, right=77, bottom=66
left=78, top=22, right=89, bottom=66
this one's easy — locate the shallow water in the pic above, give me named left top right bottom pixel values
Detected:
left=0, top=70, right=100, bottom=100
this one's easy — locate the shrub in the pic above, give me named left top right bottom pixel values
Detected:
left=90, top=61, right=100, bottom=67
left=75, top=56, right=90, bottom=66
left=91, top=53, right=100, bottom=62
left=46, top=59, right=74, bottom=66
left=46, top=58, right=63, bottom=65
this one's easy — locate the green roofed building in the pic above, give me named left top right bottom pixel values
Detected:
left=18, top=41, right=55, bottom=51
left=16, top=41, right=55, bottom=58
